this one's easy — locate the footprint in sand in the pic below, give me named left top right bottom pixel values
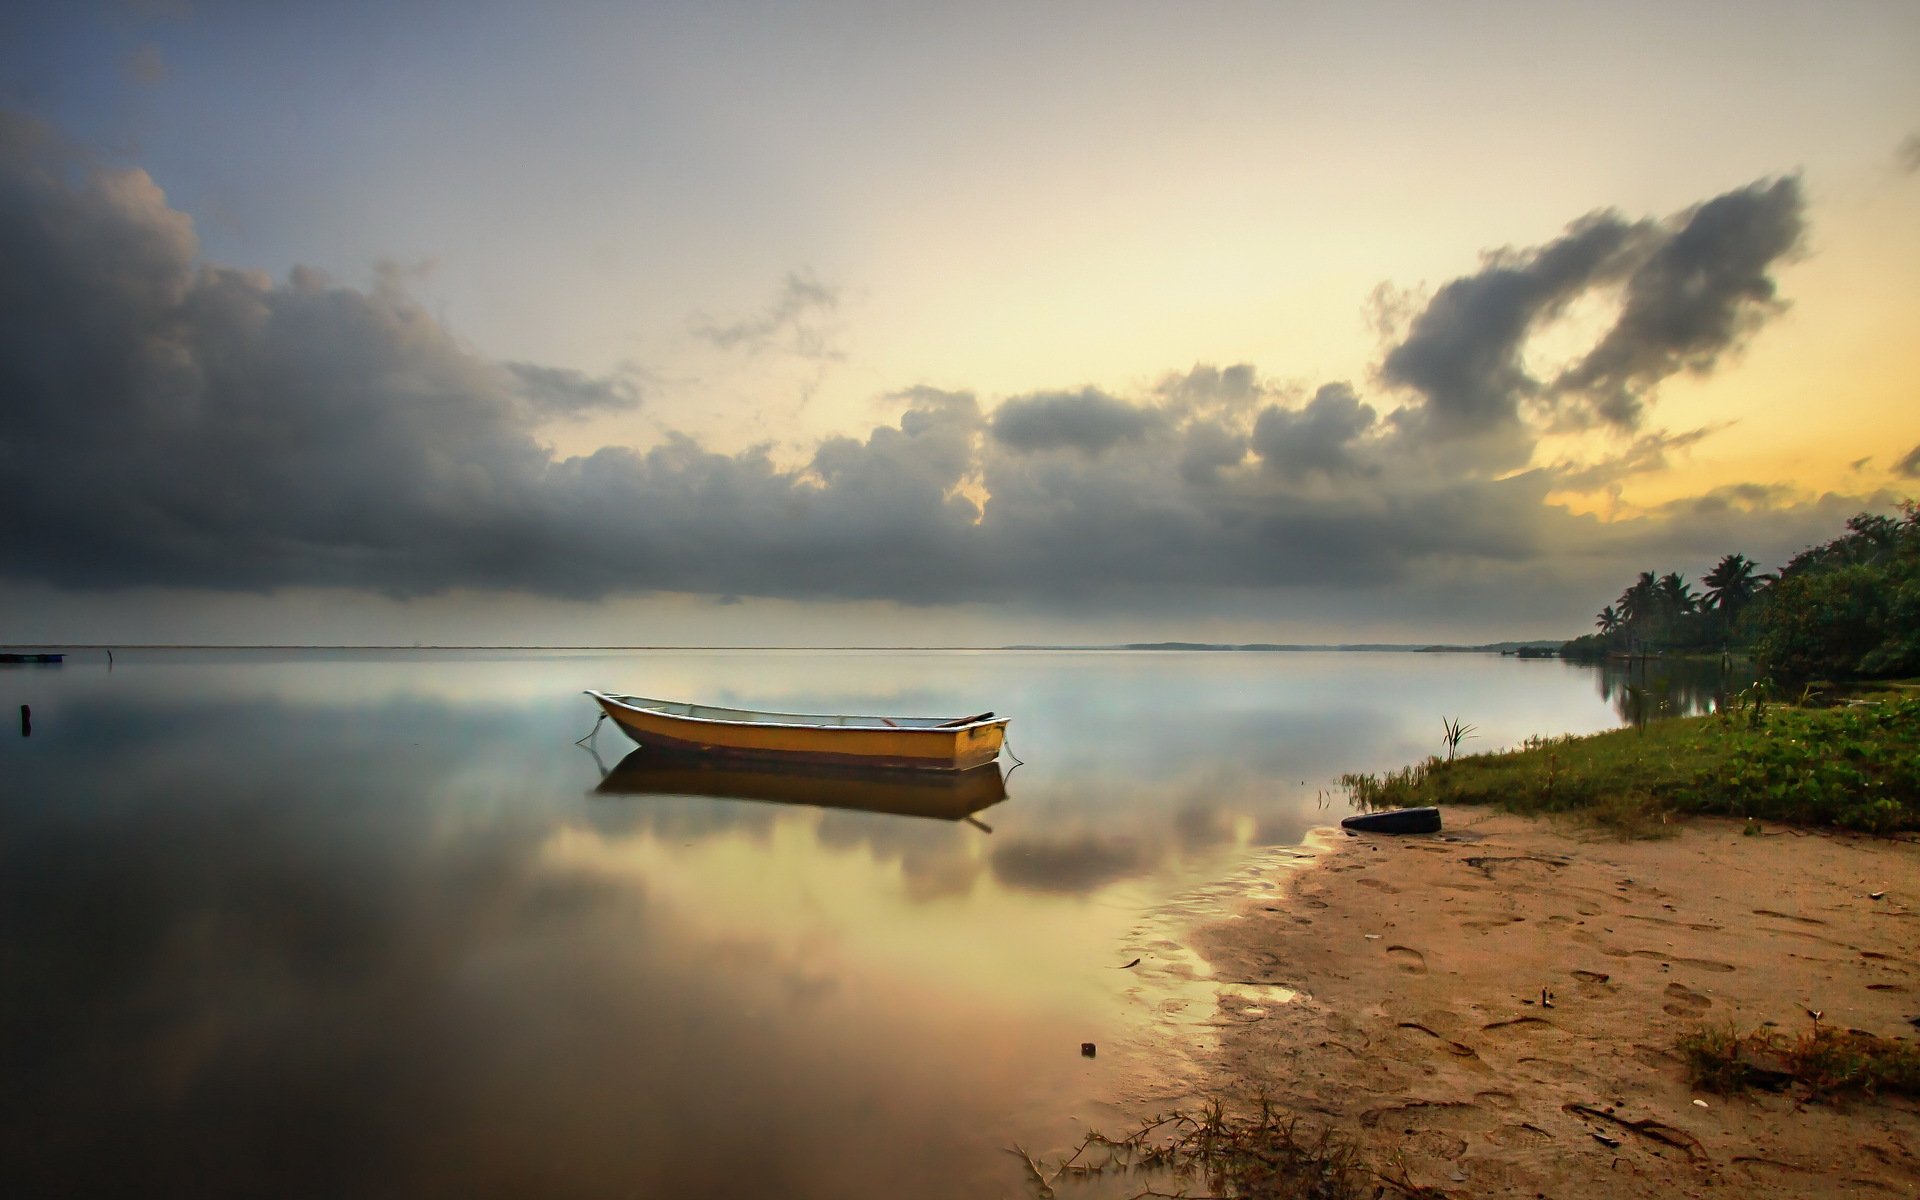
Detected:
left=1465, top=855, right=1567, bottom=880
left=1402, top=1130, right=1469, bottom=1161
left=1753, top=908, right=1827, bottom=925
left=1485, top=1122, right=1556, bottom=1148
left=1396, top=1021, right=1478, bottom=1058
left=1385, top=944, right=1428, bottom=974
left=1613, top=877, right=1669, bottom=898
left=1360, top=1100, right=1498, bottom=1133
left=1859, top=951, right=1914, bottom=967
left=1627, top=914, right=1726, bottom=932
left=1602, top=948, right=1736, bottom=973
left=1663, top=982, right=1713, bottom=1016
left=1462, top=916, right=1525, bottom=931
left=1481, top=1016, right=1555, bottom=1035
left=1571, top=969, right=1612, bottom=985
left=1866, top=983, right=1909, bottom=993
left=1356, top=877, right=1402, bottom=894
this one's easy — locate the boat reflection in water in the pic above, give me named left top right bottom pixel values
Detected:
left=594, top=747, right=1010, bottom=826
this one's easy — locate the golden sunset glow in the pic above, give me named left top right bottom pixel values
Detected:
left=1, top=2, right=1916, bottom=644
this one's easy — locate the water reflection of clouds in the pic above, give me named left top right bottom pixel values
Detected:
left=2, top=694, right=1074, bottom=1198
left=989, top=831, right=1150, bottom=894
left=0, top=649, right=1647, bottom=1197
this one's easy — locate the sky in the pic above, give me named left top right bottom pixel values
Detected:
left=1, top=0, right=1917, bottom=646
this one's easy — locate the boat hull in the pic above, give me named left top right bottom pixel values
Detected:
left=587, top=692, right=1008, bottom=771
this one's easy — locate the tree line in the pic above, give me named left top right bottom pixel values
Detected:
left=1560, top=504, right=1920, bottom=683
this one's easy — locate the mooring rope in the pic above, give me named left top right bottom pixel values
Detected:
left=1000, top=731, right=1026, bottom=771
left=574, top=711, right=606, bottom=746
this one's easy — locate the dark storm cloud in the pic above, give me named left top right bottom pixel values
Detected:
left=1249, top=383, right=1377, bottom=479
left=974, top=427, right=1560, bottom=595
left=1552, top=177, right=1804, bottom=427
left=988, top=387, right=1166, bottom=455
left=0, top=116, right=976, bottom=600
left=1586, top=485, right=1883, bottom=571
left=1176, top=418, right=1249, bottom=485
left=1893, top=443, right=1920, bottom=479
left=1380, top=179, right=1803, bottom=437
left=0, top=112, right=1842, bottom=609
left=1379, top=214, right=1651, bottom=435
left=1153, top=362, right=1263, bottom=414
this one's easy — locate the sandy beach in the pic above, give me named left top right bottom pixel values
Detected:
left=1184, top=812, right=1920, bottom=1197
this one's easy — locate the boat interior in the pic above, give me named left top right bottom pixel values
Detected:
left=602, top=694, right=996, bottom=730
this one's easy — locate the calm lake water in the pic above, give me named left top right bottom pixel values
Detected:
left=0, top=649, right=1729, bottom=1198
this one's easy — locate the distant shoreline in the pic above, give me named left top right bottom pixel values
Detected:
left=1, top=641, right=1568, bottom=653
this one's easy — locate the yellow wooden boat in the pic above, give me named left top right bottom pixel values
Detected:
left=583, top=691, right=1010, bottom=771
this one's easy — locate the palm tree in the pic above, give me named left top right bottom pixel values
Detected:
left=1651, top=573, right=1699, bottom=649
left=1615, top=572, right=1657, bottom=657
left=1595, top=605, right=1621, bottom=636
left=1656, top=572, right=1698, bottom=619
left=1701, top=553, right=1760, bottom=614
left=1617, top=572, right=1656, bottom=627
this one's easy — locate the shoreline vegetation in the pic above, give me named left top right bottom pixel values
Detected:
left=1559, top=503, right=1920, bottom=685
left=1037, top=507, right=1920, bottom=1197
left=5, top=641, right=1567, bottom=652
left=1342, top=688, right=1920, bottom=836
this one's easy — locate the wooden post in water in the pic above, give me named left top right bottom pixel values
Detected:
left=19, top=704, right=29, bottom=737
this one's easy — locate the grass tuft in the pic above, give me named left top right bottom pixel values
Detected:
left=1014, top=1099, right=1401, bottom=1199
left=1679, top=1023, right=1920, bottom=1100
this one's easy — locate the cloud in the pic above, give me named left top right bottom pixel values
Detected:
left=504, top=362, right=642, bottom=419
left=1551, top=177, right=1804, bottom=427
left=689, top=271, right=843, bottom=361
left=1550, top=424, right=1727, bottom=492
left=1152, top=362, right=1264, bottom=415
left=988, top=387, right=1164, bottom=455
left=1379, top=179, right=1803, bottom=440
left=1895, top=443, right=1920, bottom=478
left=1380, top=214, right=1651, bottom=437
left=1249, top=383, right=1378, bottom=479
left=0, top=111, right=1863, bottom=620
left=1899, top=134, right=1920, bottom=175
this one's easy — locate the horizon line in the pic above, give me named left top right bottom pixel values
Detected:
left=1, top=640, right=1560, bottom=652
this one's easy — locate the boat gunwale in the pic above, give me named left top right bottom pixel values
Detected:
left=584, top=691, right=1009, bottom=736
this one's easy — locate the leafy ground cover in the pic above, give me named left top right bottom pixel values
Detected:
left=1342, top=693, right=1920, bottom=835
left=1680, top=1023, right=1920, bottom=1100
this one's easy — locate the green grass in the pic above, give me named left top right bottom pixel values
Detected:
left=1341, top=694, right=1920, bottom=836
left=1680, top=1024, right=1920, bottom=1100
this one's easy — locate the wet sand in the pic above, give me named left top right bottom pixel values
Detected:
left=1186, top=811, right=1920, bottom=1196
